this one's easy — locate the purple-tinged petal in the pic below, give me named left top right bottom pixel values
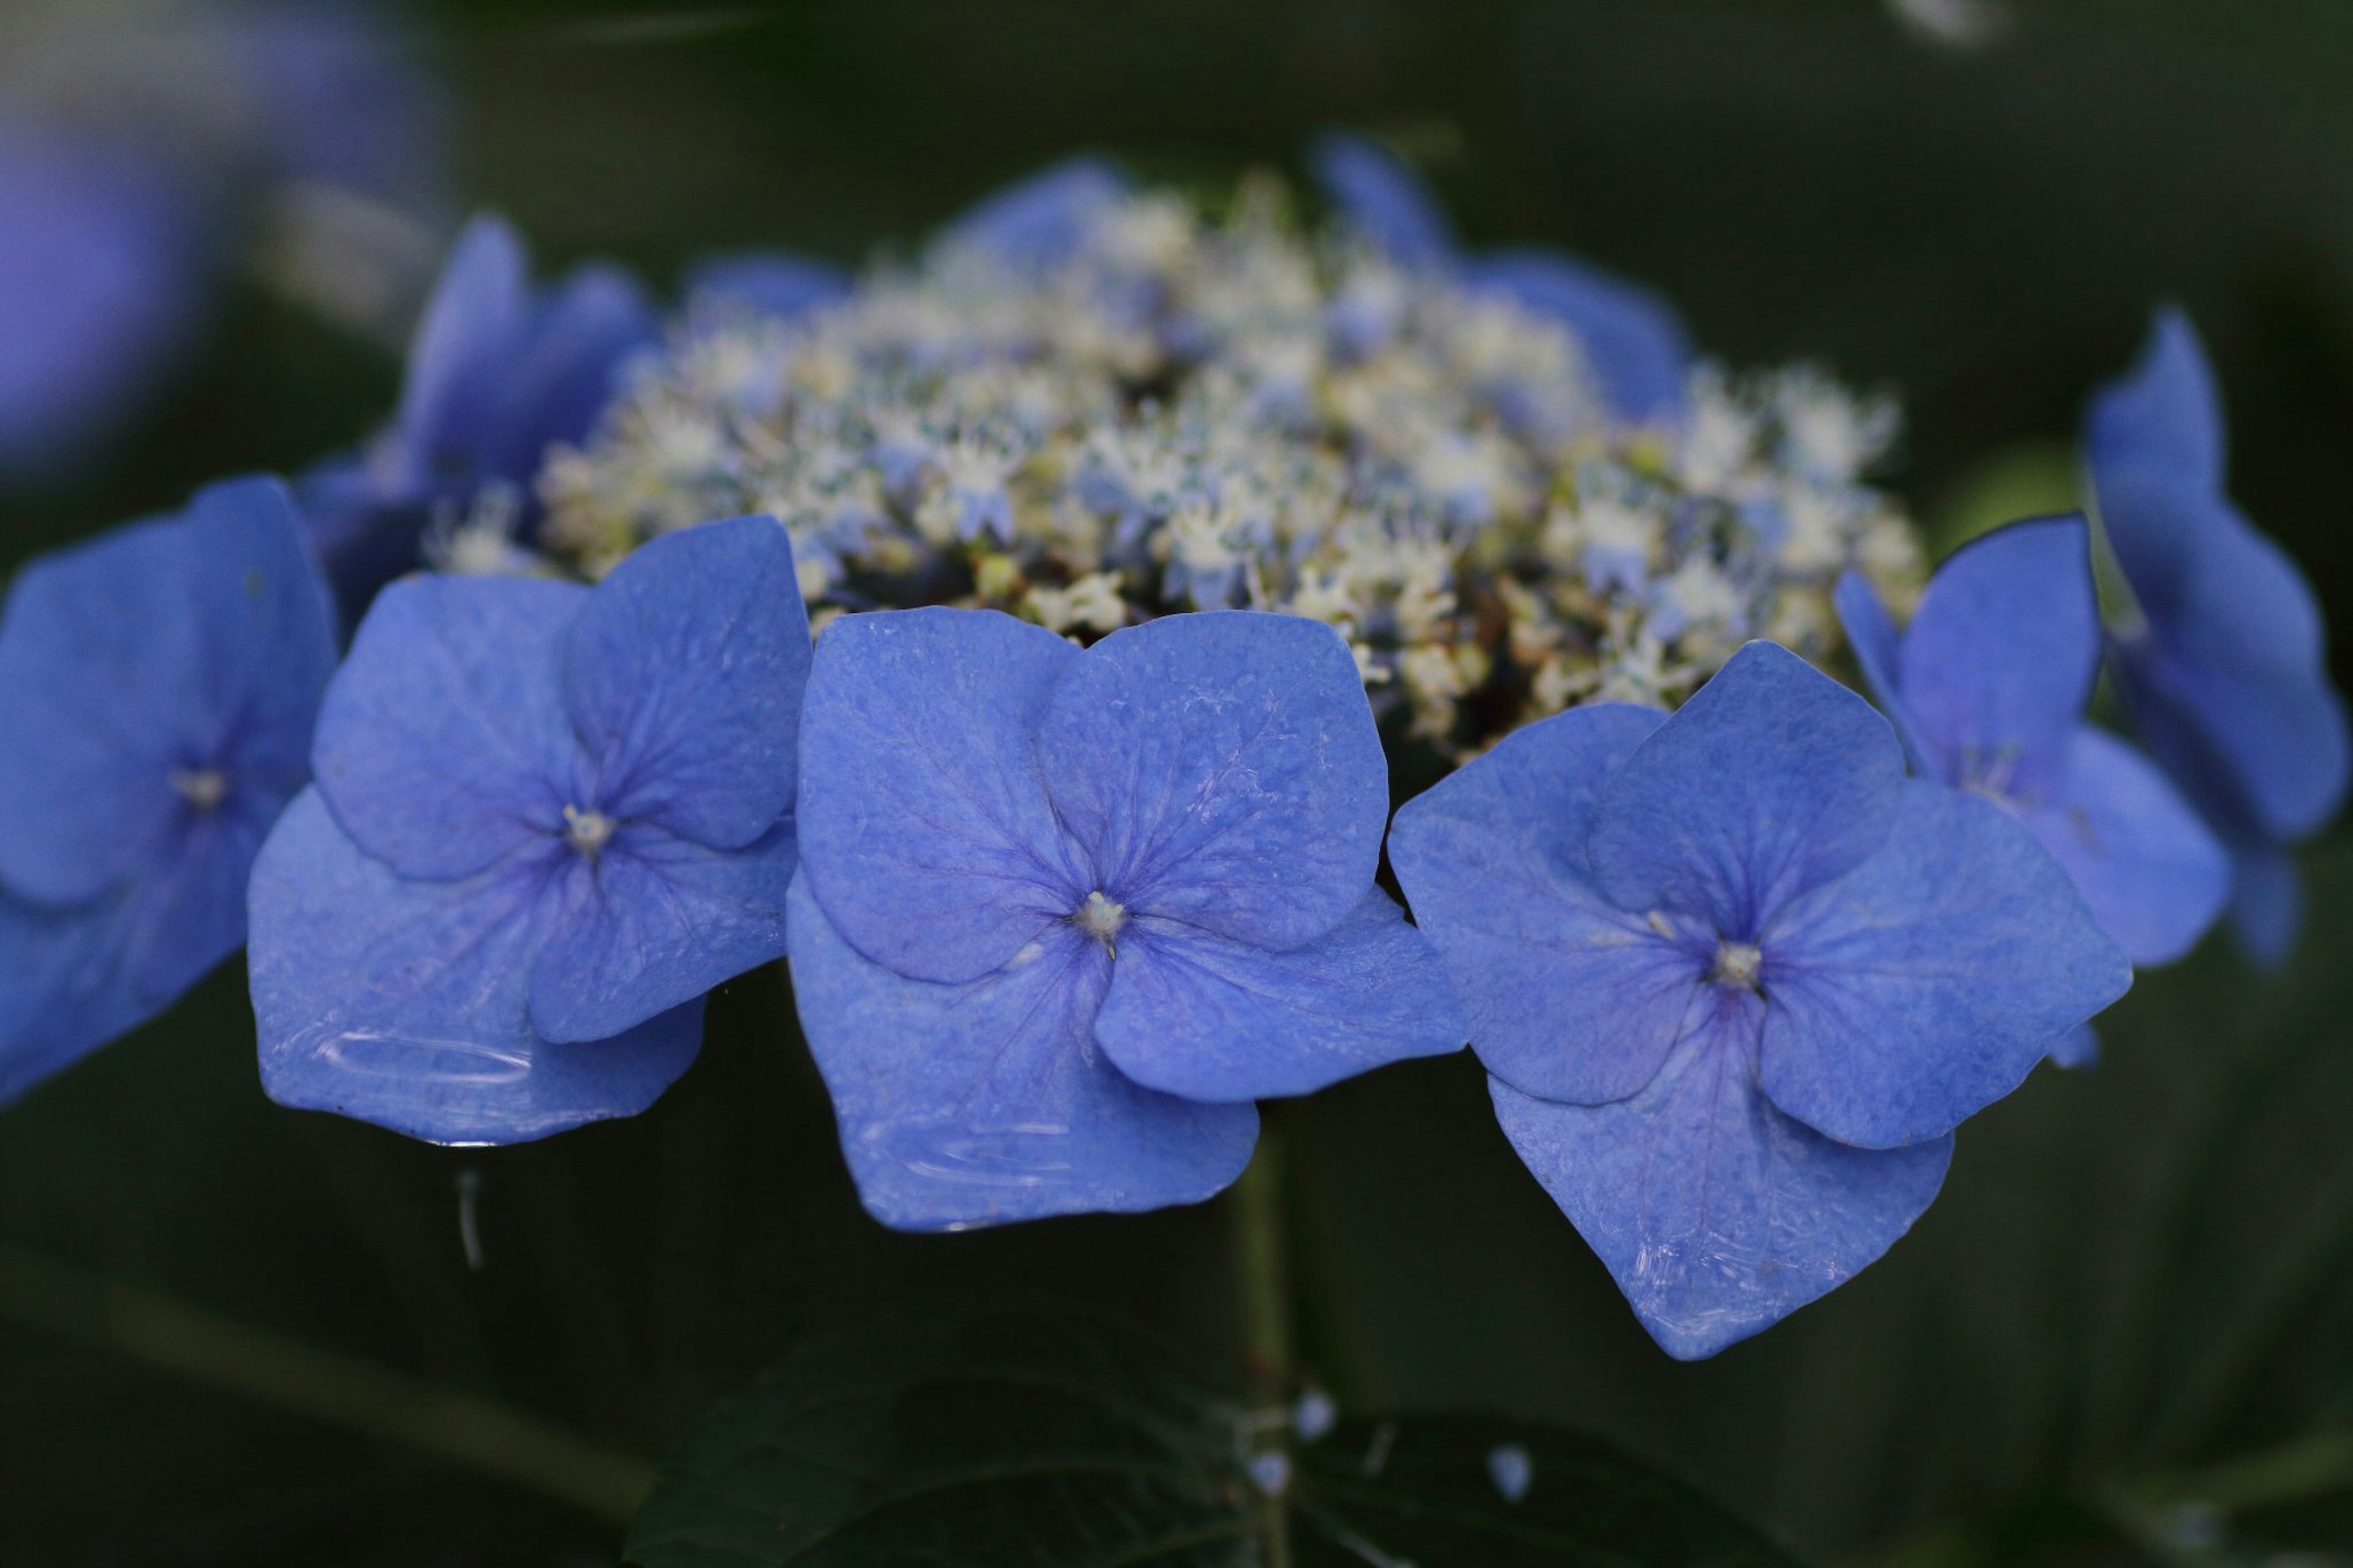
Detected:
left=1833, top=569, right=1935, bottom=774
left=2086, top=306, right=2226, bottom=492
left=2023, top=725, right=2228, bottom=967
left=1460, top=251, right=1691, bottom=425
left=529, top=819, right=794, bottom=1046
left=1759, top=781, right=2131, bottom=1149
left=2050, top=1025, right=2099, bottom=1070
left=390, top=213, right=529, bottom=493
left=1036, top=612, right=1386, bottom=952
left=2225, top=838, right=2300, bottom=972
left=1309, top=131, right=1456, bottom=271
left=1389, top=703, right=1703, bottom=1104
left=788, top=876, right=1257, bottom=1231
left=251, top=790, right=702, bottom=1145
left=686, top=252, right=854, bottom=321
left=562, top=517, right=809, bottom=849
left=1490, top=1002, right=1952, bottom=1362
left=1090, top=892, right=1464, bottom=1104
left=311, top=575, right=588, bottom=880
left=795, top=608, right=1085, bottom=985
left=943, top=157, right=1129, bottom=271
left=0, top=477, right=337, bottom=905
left=1896, top=515, right=2098, bottom=799
left=1588, top=641, right=1906, bottom=940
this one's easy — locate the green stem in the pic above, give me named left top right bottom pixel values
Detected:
left=1230, top=1122, right=1294, bottom=1568
left=0, top=1244, right=654, bottom=1524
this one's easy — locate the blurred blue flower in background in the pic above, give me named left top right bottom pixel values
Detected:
left=939, top=156, right=1131, bottom=272
left=298, top=213, right=659, bottom=618
left=1390, top=641, right=2130, bottom=1357
left=0, top=478, right=338, bottom=1104
left=1836, top=515, right=2229, bottom=969
left=2086, top=308, right=2351, bottom=965
left=1311, top=129, right=1693, bottom=425
left=790, top=608, right=1464, bottom=1232
left=0, top=0, right=445, bottom=486
left=249, top=517, right=808, bottom=1144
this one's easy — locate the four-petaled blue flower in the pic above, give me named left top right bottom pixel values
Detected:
left=249, top=515, right=811, bottom=1144
left=298, top=213, right=657, bottom=616
left=1310, top=130, right=1693, bottom=426
left=1389, top=641, right=2130, bottom=1358
left=789, top=608, right=1466, bottom=1230
left=1836, top=515, right=2229, bottom=983
left=2086, top=308, right=2350, bottom=966
left=0, top=477, right=338, bottom=1104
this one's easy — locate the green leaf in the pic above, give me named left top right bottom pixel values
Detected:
left=624, top=1303, right=1806, bottom=1567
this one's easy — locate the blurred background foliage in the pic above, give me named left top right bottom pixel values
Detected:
left=3, top=1, right=2352, bottom=1563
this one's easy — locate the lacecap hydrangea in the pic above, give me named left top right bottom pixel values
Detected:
left=1, top=145, right=2335, bottom=1362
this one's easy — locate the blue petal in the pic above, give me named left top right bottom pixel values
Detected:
left=787, top=876, right=1258, bottom=1230
left=2086, top=307, right=2226, bottom=492
left=0, top=117, right=202, bottom=479
left=1896, top=515, right=2099, bottom=800
left=796, top=608, right=1086, bottom=984
left=1588, top=641, right=1906, bottom=940
left=1490, top=1006, right=1953, bottom=1362
left=1091, top=892, right=1464, bottom=1103
left=1309, top=131, right=1457, bottom=270
left=1389, top=703, right=1709, bottom=1104
left=562, top=516, right=809, bottom=849
left=477, top=261, right=656, bottom=487
left=251, top=790, right=702, bottom=1145
left=389, top=214, right=531, bottom=494
left=1760, top=781, right=2131, bottom=1149
left=312, top=575, right=589, bottom=880
left=0, top=477, right=337, bottom=905
left=1460, top=251, right=1692, bottom=425
left=1036, top=612, right=1387, bottom=952
left=2099, top=490, right=2351, bottom=843
left=528, top=819, right=794, bottom=1045
left=2086, top=310, right=2348, bottom=843
left=2225, top=838, right=2301, bottom=971
left=2023, top=725, right=2228, bottom=966
left=686, top=252, right=854, bottom=320
left=943, top=157, right=1129, bottom=271
left=1832, top=569, right=1935, bottom=773
left=0, top=885, right=202, bottom=1107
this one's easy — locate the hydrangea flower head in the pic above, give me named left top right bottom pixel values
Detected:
left=1310, top=129, right=1694, bottom=426
left=790, top=607, right=1464, bottom=1230
left=0, top=477, right=337, bottom=1102
left=2086, top=308, right=2349, bottom=963
left=300, top=213, right=657, bottom=612
left=249, top=515, right=809, bottom=1143
left=1389, top=641, right=2131, bottom=1357
left=1836, top=515, right=2229, bottom=968
left=546, top=160, right=1915, bottom=756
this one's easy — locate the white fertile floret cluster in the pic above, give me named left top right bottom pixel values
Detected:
left=536, top=173, right=1922, bottom=754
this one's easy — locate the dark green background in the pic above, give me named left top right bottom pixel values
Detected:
left=3, top=2, right=2351, bottom=1563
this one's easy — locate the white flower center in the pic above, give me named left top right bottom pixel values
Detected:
left=1073, top=890, right=1127, bottom=952
left=1711, top=941, right=1764, bottom=991
left=169, top=768, right=229, bottom=812
left=563, top=805, right=616, bottom=858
